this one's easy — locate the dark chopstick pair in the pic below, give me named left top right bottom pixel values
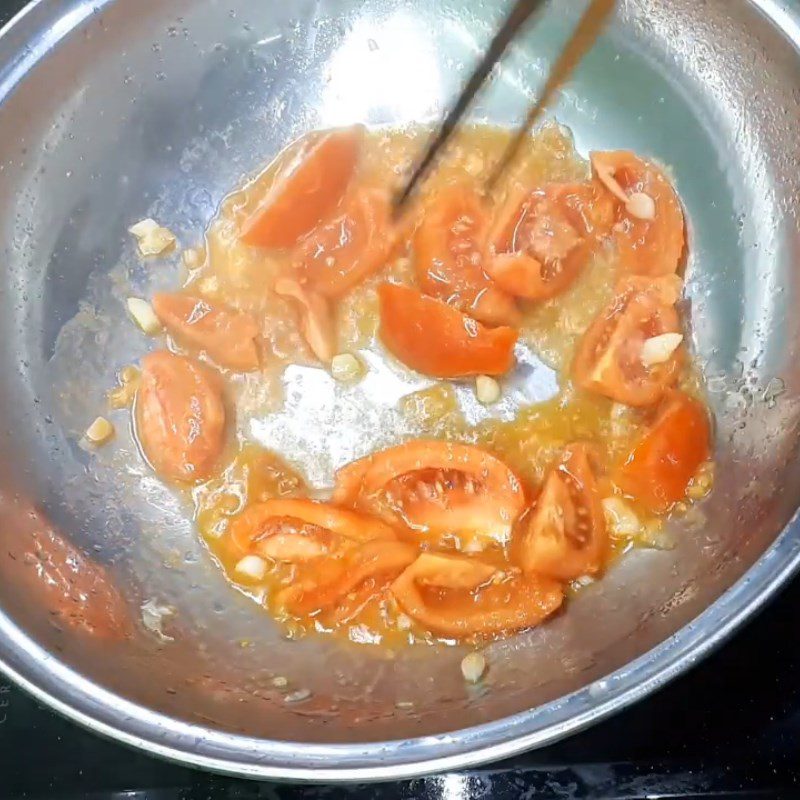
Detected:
left=394, top=0, right=616, bottom=214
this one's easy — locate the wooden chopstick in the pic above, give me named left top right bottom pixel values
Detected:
left=486, top=0, right=616, bottom=191
left=393, top=0, right=548, bottom=214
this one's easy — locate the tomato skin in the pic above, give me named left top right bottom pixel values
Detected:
left=136, top=350, right=226, bottom=483
left=414, top=183, right=519, bottom=326
left=276, top=539, right=417, bottom=617
left=378, top=283, right=517, bottom=378
left=333, top=438, right=527, bottom=543
left=391, top=553, right=563, bottom=638
left=573, top=275, right=684, bottom=407
left=229, top=498, right=397, bottom=559
left=151, top=293, right=260, bottom=372
left=291, top=189, right=392, bottom=298
left=591, top=151, right=685, bottom=276
left=516, top=443, right=608, bottom=582
left=488, top=181, right=608, bottom=301
left=241, top=126, right=364, bottom=248
left=616, top=391, right=711, bottom=512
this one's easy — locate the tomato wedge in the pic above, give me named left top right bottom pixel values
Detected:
left=517, top=443, right=608, bottom=581
left=333, top=439, right=527, bottom=543
left=487, top=182, right=606, bottom=301
left=136, top=350, right=226, bottom=483
left=276, top=539, right=417, bottom=617
left=291, top=189, right=393, bottom=297
left=229, top=498, right=396, bottom=561
left=591, top=151, right=685, bottom=276
left=414, top=183, right=519, bottom=326
left=378, top=283, right=517, bottom=378
left=573, top=275, right=684, bottom=406
left=151, top=292, right=260, bottom=372
left=616, top=391, right=711, bottom=512
left=274, top=278, right=335, bottom=362
left=240, top=125, right=364, bottom=249
left=548, top=180, right=616, bottom=241
left=391, top=553, right=563, bottom=638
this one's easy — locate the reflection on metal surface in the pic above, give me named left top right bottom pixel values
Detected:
left=320, top=11, right=444, bottom=125
left=0, top=0, right=796, bottom=783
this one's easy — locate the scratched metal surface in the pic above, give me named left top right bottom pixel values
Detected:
left=0, top=0, right=798, bottom=781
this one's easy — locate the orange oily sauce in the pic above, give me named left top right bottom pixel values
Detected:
left=177, top=124, right=711, bottom=647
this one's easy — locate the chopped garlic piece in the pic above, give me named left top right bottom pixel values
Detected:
left=126, top=297, right=162, bottom=334
left=129, top=218, right=176, bottom=256
left=475, top=375, right=501, bottom=405
left=461, top=651, right=486, bottom=683
left=602, top=497, right=640, bottom=537
left=234, top=554, right=267, bottom=581
left=626, top=192, right=656, bottom=220
left=85, top=416, right=114, bottom=445
left=641, top=333, right=683, bottom=367
left=140, top=599, right=175, bottom=641
left=331, top=353, right=364, bottom=382
left=181, top=247, right=203, bottom=269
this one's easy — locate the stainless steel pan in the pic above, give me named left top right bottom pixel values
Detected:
left=0, top=0, right=799, bottom=781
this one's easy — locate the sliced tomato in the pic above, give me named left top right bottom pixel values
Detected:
left=240, top=125, right=364, bottom=249
left=229, top=498, right=396, bottom=561
left=151, top=292, right=260, bottom=372
left=517, top=443, right=608, bottom=581
left=378, top=283, right=517, bottom=378
left=136, top=350, right=226, bottom=483
left=573, top=275, right=684, bottom=406
left=616, top=391, right=711, bottom=512
left=274, top=277, right=335, bottom=362
left=548, top=180, right=616, bottom=241
left=333, top=439, right=527, bottom=543
left=591, top=151, right=685, bottom=276
left=391, top=553, right=563, bottom=638
left=414, top=183, right=519, bottom=326
left=276, top=539, right=417, bottom=617
left=487, top=182, right=605, bottom=301
left=291, top=189, right=393, bottom=298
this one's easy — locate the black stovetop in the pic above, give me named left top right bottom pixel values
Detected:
left=4, top=574, right=800, bottom=799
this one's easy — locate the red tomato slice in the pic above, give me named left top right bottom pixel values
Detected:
left=391, top=553, right=563, bottom=638
left=229, top=498, right=396, bottom=561
left=414, top=183, right=519, bottom=326
left=276, top=539, right=417, bottom=617
left=548, top=180, right=616, bottom=241
left=616, top=391, right=711, bottom=512
left=136, top=351, right=226, bottom=483
left=378, top=283, right=517, bottom=378
left=591, top=151, right=685, bottom=276
left=517, top=443, right=608, bottom=581
left=291, top=189, right=393, bottom=298
left=573, top=275, right=684, bottom=406
left=487, top=182, right=605, bottom=301
left=241, top=125, right=364, bottom=249
left=333, top=439, right=527, bottom=543
left=151, top=293, right=260, bottom=372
